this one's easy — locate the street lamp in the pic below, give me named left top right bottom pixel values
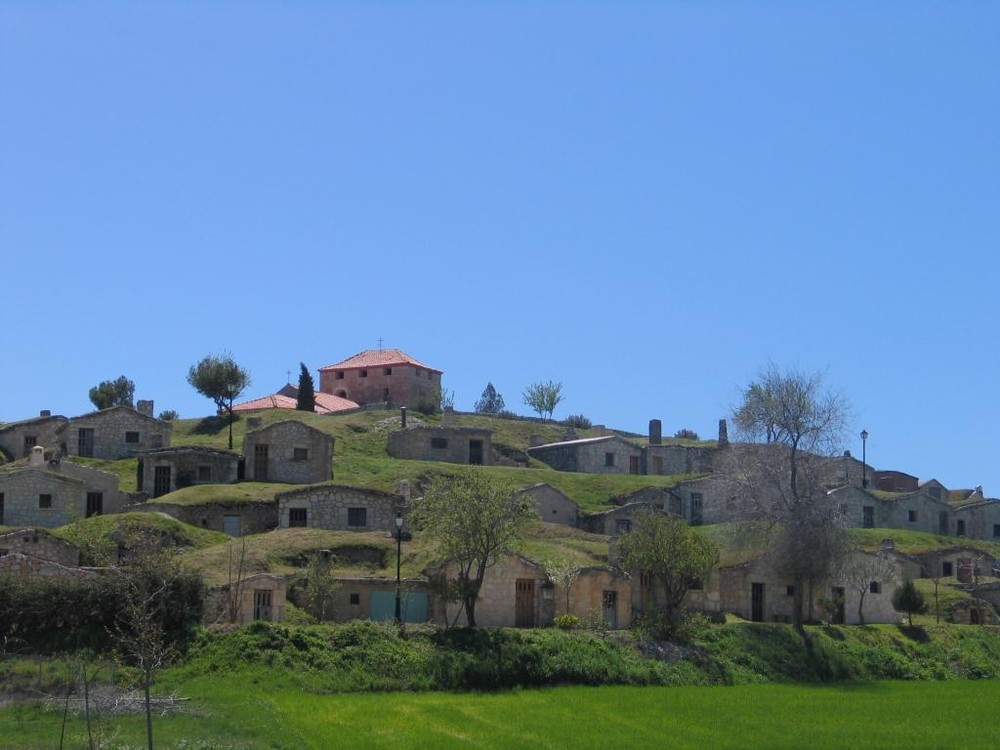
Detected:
left=860, top=429, right=869, bottom=489
left=394, top=513, right=404, bottom=624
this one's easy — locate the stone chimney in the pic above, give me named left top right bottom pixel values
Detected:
left=442, top=406, right=455, bottom=427
left=400, top=406, right=407, bottom=429
left=137, top=399, right=154, bottom=417
left=30, top=445, right=45, bottom=466
left=649, top=419, right=662, bottom=446
left=718, top=419, right=729, bottom=447
left=39, top=409, right=51, bottom=418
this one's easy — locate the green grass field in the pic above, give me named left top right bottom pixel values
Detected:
left=3, top=680, right=998, bottom=749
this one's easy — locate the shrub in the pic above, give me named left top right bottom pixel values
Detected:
left=564, top=414, right=593, bottom=429
left=554, top=614, right=581, bottom=631
left=158, top=409, right=180, bottom=421
left=673, top=428, right=700, bottom=440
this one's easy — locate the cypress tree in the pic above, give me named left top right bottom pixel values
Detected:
left=297, top=362, right=316, bottom=412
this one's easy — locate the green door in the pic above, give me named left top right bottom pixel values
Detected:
left=370, top=591, right=428, bottom=623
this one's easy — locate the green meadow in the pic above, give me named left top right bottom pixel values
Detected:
left=3, top=680, right=998, bottom=749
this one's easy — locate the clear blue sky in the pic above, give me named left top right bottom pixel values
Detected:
left=2, top=3, right=997, bottom=494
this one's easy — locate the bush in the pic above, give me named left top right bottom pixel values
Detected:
left=564, top=414, right=593, bottom=429
left=158, top=409, right=180, bottom=421
left=554, top=614, right=581, bottom=631
left=673, top=428, right=700, bottom=440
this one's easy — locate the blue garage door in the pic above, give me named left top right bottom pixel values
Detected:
left=370, top=591, right=429, bottom=623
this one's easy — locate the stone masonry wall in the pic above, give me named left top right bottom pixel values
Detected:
left=244, top=421, right=333, bottom=484
left=277, top=484, right=402, bottom=532
left=68, top=407, right=172, bottom=460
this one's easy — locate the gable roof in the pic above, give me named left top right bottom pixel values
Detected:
left=70, top=405, right=166, bottom=426
left=318, top=348, right=442, bottom=374
left=528, top=435, right=641, bottom=451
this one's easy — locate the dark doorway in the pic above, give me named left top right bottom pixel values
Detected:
left=77, top=428, right=95, bottom=458
left=603, top=590, right=618, bottom=628
left=468, top=440, right=484, bottom=465
left=629, top=456, right=640, bottom=475
left=153, top=466, right=171, bottom=498
left=831, top=586, right=846, bottom=624
left=751, top=582, right=765, bottom=622
left=515, top=579, right=535, bottom=627
left=254, top=444, right=269, bottom=481
left=85, top=492, right=103, bottom=518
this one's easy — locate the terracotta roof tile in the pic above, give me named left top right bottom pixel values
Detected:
left=232, top=390, right=359, bottom=415
left=319, top=348, right=442, bottom=373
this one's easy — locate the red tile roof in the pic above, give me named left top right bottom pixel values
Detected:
left=232, top=389, right=359, bottom=415
left=318, top=348, right=442, bottom=373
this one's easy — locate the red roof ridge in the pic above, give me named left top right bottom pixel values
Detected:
left=318, top=348, right=442, bottom=373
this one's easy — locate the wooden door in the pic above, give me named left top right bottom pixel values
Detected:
left=751, top=582, right=765, bottom=622
left=515, top=579, right=535, bottom=627
left=254, top=444, right=269, bottom=481
left=468, top=440, right=484, bottom=465
left=153, top=466, right=171, bottom=498
left=602, top=590, right=618, bottom=629
left=254, top=590, right=273, bottom=620
left=77, top=428, right=94, bottom=458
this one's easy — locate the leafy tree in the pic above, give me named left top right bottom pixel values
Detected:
left=187, top=352, right=251, bottom=449
left=296, top=362, right=316, bottom=412
left=413, top=470, right=533, bottom=627
left=836, top=550, right=896, bottom=625
left=726, top=364, right=850, bottom=630
left=475, top=382, right=506, bottom=414
left=522, top=380, right=564, bottom=420
left=617, top=509, right=718, bottom=626
left=892, top=578, right=928, bottom=626
left=88, top=375, right=135, bottom=410
left=157, top=409, right=179, bottom=422
left=303, top=552, right=340, bottom=621
left=674, top=428, right=700, bottom=440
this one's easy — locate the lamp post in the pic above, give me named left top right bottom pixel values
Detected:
left=860, top=429, right=869, bottom=489
left=394, top=513, right=403, bottom=624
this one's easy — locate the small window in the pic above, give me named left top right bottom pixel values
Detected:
left=289, top=508, right=307, bottom=527
left=39, top=494, right=52, bottom=509
left=431, top=437, right=448, bottom=450
left=125, top=431, right=140, bottom=444
left=957, top=519, right=966, bottom=537
left=786, top=585, right=795, bottom=597
left=908, top=510, right=918, bottom=523
left=929, top=486, right=941, bottom=500
left=335, top=371, right=345, bottom=380
left=615, top=519, right=632, bottom=534
left=349, top=593, right=360, bottom=605
left=197, top=465, right=212, bottom=482
left=869, top=581, right=882, bottom=594
left=383, top=367, right=392, bottom=376
left=605, top=452, right=615, bottom=467
left=359, top=369, right=368, bottom=378
left=993, top=524, right=1000, bottom=538
left=347, top=507, right=368, bottom=528
left=942, top=561, right=954, bottom=576
left=293, top=447, right=309, bottom=462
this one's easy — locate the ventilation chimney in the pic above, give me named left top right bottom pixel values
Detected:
left=400, top=406, right=407, bottom=428
left=718, top=419, right=729, bottom=447
left=39, top=409, right=51, bottom=418
left=442, top=406, right=455, bottom=427
left=137, top=399, right=154, bottom=417
left=649, top=419, right=662, bottom=446
left=30, top=445, right=45, bottom=466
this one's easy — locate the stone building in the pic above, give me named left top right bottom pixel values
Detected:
left=952, top=500, right=1000, bottom=540
left=318, top=348, right=443, bottom=412
left=579, top=502, right=669, bottom=537
left=0, top=527, right=81, bottom=566
left=667, top=476, right=736, bottom=526
left=528, top=435, right=644, bottom=475
left=0, top=552, right=98, bottom=579
left=65, top=404, right=172, bottom=460
left=316, top=576, right=432, bottom=624
left=387, top=425, right=493, bottom=466
left=242, top=419, right=334, bottom=484
left=275, top=483, right=403, bottom=532
left=136, top=446, right=240, bottom=498
left=558, top=566, right=632, bottom=629
left=873, top=469, right=920, bottom=493
left=0, top=446, right=121, bottom=527
left=829, top=485, right=955, bottom=536
left=0, top=411, right=69, bottom=460
left=138, top=499, right=277, bottom=536
left=205, top=573, right=287, bottom=625
left=517, top=483, right=580, bottom=527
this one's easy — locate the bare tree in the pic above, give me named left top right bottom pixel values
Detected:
left=544, top=558, right=582, bottom=615
left=303, top=552, right=339, bottom=621
left=726, top=364, right=850, bottom=630
left=836, top=550, right=896, bottom=625
left=413, top=470, right=532, bottom=626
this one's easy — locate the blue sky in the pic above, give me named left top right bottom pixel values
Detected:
left=2, top=2, right=997, bottom=494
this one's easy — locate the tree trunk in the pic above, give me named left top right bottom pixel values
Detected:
left=464, top=595, right=477, bottom=627
left=857, top=590, right=866, bottom=625
left=144, top=668, right=154, bottom=750
left=792, top=573, right=804, bottom=631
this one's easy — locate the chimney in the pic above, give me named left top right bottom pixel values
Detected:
left=442, top=406, right=455, bottom=427
left=137, top=399, right=154, bottom=417
left=400, top=406, right=407, bottom=428
left=649, top=419, right=662, bottom=446
left=30, top=445, right=45, bottom=466
left=718, top=419, right=729, bottom=447
left=39, top=409, right=51, bottom=418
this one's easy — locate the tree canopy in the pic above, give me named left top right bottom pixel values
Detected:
left=296, top=362, right=316, bottom=412
left=727, top=364, right=850, bottom=629
left=414, top=470, right=532, bottom=627
left=522, top=380, right=564, bottom=420
left=187, top=352, right=250, bottom=449
left=88, top=375, right=135, bottom=410
left=617, top=509, right=718, bottom=625
left=475, top=382, right=505, bottom=414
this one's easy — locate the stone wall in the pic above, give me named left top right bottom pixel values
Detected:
left=243, top=421, right=334, bottom=484
left=433, top=555, right=554, bottom=628
left=579, top=502, right=662, bottom=536
left=67, top=407, right=172, bottom=460
left=137, top=499, right=278, bottom=536
left=0, top=551, right=96, bottom=579
left=0, top=415, right=69, bottom=459
left=954, top=501, right=1000, bottom=541
left=276, top=484, right=403, bottom=532
left=0, top=459, right=120, bottom=527
left=644, top=444, right=715, bottom=476
left=137, top=447, right=240, bottom=497
left=528, top=436, right=643, bottom=475
left=560, top=567, right=632, bottom=628
left=0, top=528, right=81, bottom=566
left=518, top=483, right=579, bottom=527
left=320, top=363, right=440, bottom=412
left=387, top=426, right=493, bottom=466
